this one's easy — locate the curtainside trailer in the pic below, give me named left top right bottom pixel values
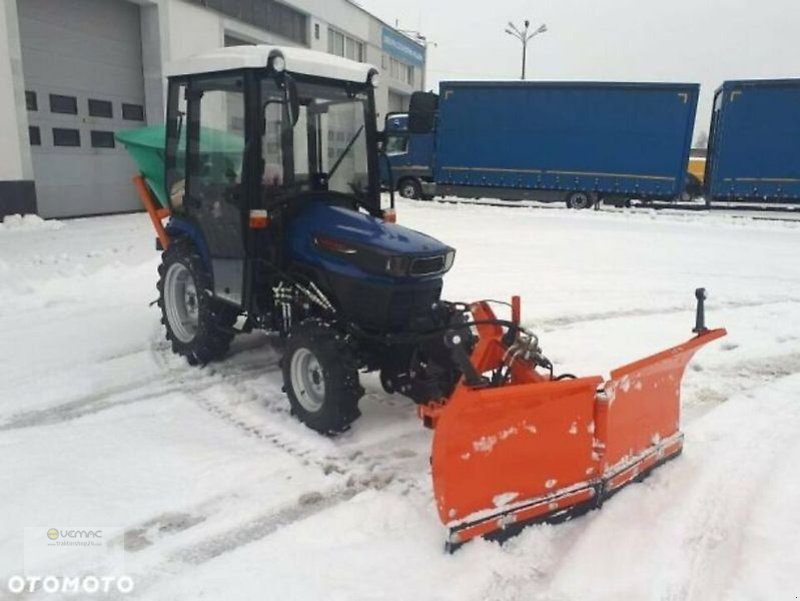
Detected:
left=705, top=79, right=800, bottom=205
left=403, top=81, right=699, bottom=208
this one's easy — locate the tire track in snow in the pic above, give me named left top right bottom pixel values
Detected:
left=0, top=376, right=179, bottom=431
left=0, top=340, right=269, bottom=433
left=683, top=351, right=800, bottom=424
left=107, top=338, right=434, bottom=600
left=191, top=378, right=429, bottom=496
left=537, top=295, right=800, bottom=331
left=169, top=477, right=386, bottom=566
left=104, top=476, right=401, bottom=601
left=663, top=377, right=800, bottom=601
left=148, top=333, right=432, bottom=529
left=150, top=334, right=430, bottom=493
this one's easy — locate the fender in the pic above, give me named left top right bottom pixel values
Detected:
left=165, top=217, right=211, bottom=268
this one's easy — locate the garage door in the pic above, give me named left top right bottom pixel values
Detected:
left=19, top=0, right=146, bottom=218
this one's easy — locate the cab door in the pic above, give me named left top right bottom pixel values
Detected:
left=182, top=74, right=250, bottom=307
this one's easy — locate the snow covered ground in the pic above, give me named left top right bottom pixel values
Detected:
left=1, top=201, right=799, bottom=600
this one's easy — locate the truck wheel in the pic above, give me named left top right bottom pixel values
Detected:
left=283, top=323, right=363, bottom=434
left=565, top=191, right=594, bottom=210
left=158, top=240, right=237, bottom=365
left=601, top=195, right=631, bottom=208
left=398, top=178, right=422, bottom=200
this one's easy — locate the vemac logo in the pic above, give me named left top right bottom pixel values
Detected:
left=46, top=529, right=103, bottom=541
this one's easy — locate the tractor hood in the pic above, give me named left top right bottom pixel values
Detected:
left=287, top=202, right=454, bottom=281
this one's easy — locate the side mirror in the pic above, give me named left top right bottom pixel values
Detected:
left=408, top=91, right=439, bottom=134
left=284, top=74, right=300, bottom=126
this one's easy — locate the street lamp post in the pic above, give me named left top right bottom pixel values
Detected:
left=505, top=20, right=548, bottom=80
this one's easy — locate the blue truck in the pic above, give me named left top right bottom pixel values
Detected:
left=384, top=113, right=436, bottom=200
left=388, top=81, right=700, bottom=208
left=704, top=79, right=800, bottom=204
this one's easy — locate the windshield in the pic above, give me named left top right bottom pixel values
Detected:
left=261, top=78, right=374, bottom=201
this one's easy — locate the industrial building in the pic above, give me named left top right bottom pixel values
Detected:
left=0, top=0, right=426, bottom=218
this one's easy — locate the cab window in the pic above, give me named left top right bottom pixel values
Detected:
left=385, top=134, right=409, bottom=156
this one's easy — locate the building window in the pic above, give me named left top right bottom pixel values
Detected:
left=388, top=57, right=415, bottom=85
left=185, top=0, right=308, bottom=45
left=122, top=103, right=145, bottom=121
left=328, top=29, right=343, bottom=56
left=26, top=91, right=37, bottom=111
left=50, top=94, right=78, bottom=115
left=53, top=128, right=81, bottom=147
left=314, top=23, right=320, bottom=40
left=327, top=27, right=364, bottom=62
left=29, top=126, right=41, bottom=146
left=88, top=99, right=113, bottom=118
left=90, top=130, right=115, bottom=149
left=271, top=2, right=308, bottom=45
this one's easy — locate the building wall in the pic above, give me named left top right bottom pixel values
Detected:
left=0, top=0, right=426, bottom=217
left=158, top=0, right=425, bottom=122
left=0, top=0, right=35, bottom=215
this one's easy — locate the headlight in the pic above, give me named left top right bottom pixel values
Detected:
left=385, top=256, right=411, bottom=277
left=314, top=234, right=452, bottom=278
left=444, top=249, right=456, bottom=271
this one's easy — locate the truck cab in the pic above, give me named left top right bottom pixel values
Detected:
left=382, top=113, right=436, bottom=200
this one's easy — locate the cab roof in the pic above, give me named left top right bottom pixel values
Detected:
left=165, top=45, right=377, bottom=84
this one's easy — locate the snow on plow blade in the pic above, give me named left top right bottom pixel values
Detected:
left=429, top=303, right=726, bottom=551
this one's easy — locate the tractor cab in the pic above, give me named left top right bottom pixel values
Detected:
left=162, top=47, right=390, bottom=307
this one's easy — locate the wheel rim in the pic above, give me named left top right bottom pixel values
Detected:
left=164, top=262, right=200, bottom=343
left=571, top=193, right=589, bottom=209
left=400, top=183, right=417, bottom=199
left=290, top=347, right=326, bottom=413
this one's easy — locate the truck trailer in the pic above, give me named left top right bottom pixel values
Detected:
left=390, top=81, right=699, bottom=208
left=704, top=79, right=800, bottom=205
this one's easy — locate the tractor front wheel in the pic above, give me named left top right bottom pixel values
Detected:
left=158, top=240, right=237, bottom=365
left=283, top=323, right=363, bottom=434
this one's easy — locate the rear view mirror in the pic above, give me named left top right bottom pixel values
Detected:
left=408, top=92, right=439, bottom=134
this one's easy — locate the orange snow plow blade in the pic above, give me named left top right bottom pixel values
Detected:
left=426, top=300, right=726, bottom=551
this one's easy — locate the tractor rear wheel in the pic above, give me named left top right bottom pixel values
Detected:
left=158, top=240, right=237, bottom=365
left=282, top=322, right=363, bottom=434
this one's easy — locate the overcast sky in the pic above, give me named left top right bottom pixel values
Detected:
left=357, top=0, right=799, bottom=142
